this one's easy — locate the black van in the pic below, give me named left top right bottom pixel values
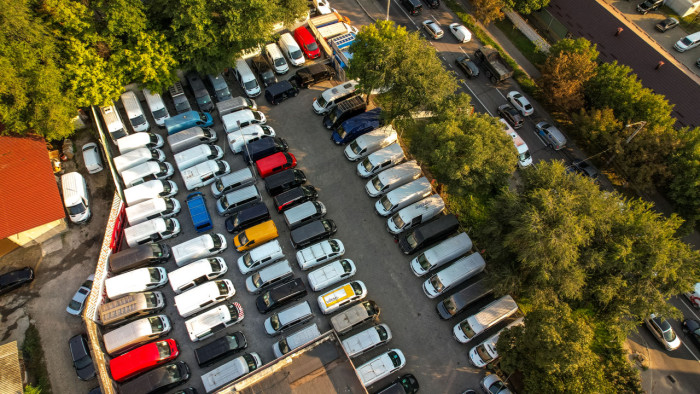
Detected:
left=108, top=243, right=170, bottom=274
left=375, top=374, right=421, bottom=394
left=225, top=203, right=271, bottom=233
left=436, top=277, right=493, bottom=320
left=264, top=169, right=307, bottom=196
left=290, top=219, right=337, bottom=249
left=398, top=214, right=459, bottom=254
left=243, top=137, right=289, bottom=164
left=194, top=331, right=247, bottom=367
left=322, top=95, right=366, bottom=130
left=256, top=278, right=307, bottom=314
left=274, top=185, right=318, bottom=213
left=291, top=64, right=336, bottom=88
left=119, top=361, right=190, bottom=394
left=265, top=80, right=299, bottom=105
left=401, top=0, right=423, bottom=15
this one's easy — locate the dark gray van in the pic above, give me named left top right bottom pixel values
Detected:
left=256, top=278, right=307, bottom=314
left=225, top=203, right=270, bottom=233
left=290, top=219, right=337, bottom=249
left=401, top=0, right=422, bottom=15
left=119, top=361, right=190, bottom=394
left=322, top=95, right=366, bottom=130
left=194, top=331, right=247, bottom=367
left=436, top=277, right=493, bottom=320
left=243, top=137, right=289, bottom=164
left=398, top=214, right=459, bottom=254
left=109, top=243, right=170, bottom=274
left=265, top=80, right=299, bottom=105
left=264, top=169, right=307, bottom=196
left=274, top=185, right=318, bottom=213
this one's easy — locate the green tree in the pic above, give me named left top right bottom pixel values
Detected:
left=471, top=0, right=507, bottom=25
left=667, top=127, right=700, bottom=229
left=538, top=50, right=597, bottom=112
left=548, top=37, right=599, bottom=62
left=505, top=0, right=551, bottom=14
left=118, top=31, right=179, bottom=93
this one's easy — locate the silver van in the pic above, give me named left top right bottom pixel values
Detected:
left=375, top=177, right=432, bottom=217
left=265, top=43, right=289, bottom=74
left=211, top=167, right=255, bottom=198
left=142, top=89, right=170, bottom=126
left=423, top=252, right=486, bottom=298
left=114, top=148, right=166, bottom=174
left=279, top=33, right=305, bottom=66
left=123, top=180, right=178, bottom=206
left=357, top=143, right=406, bottom=178
left=207, top=73, right=232, bottom=102
left=453, top=295, right=519, bottom=343
left=185, top=303, right=244, bottom=342
left=365, top=160, right=422, bottom=197
left=167, top=127, right=218, bottom=154
left=172, top=233, right=228, bottom=267
left=181, top=159, right=231, bottom=191
left=61, top=172, right=91, bottom=224
left=103, top=315, right=171, bottom=355
left=121, top=160, right=174, bottom=187
left=121, top=91, right=150, bottom=132
left=272, top=323, right=321, bottom=358
left=117, top=132, right=164, bottom=154
left=216, top=185, right=261, bottom=216
left=264, top=301, right=313, bottom=336
left=410, top=232, right=472, bottom=276
left=234, top=59, right=261, bottom=98
left=168, top=257, right=228, bottom=293
left=237, top=240, right=285, bottom=275
left=123, top=217, right=181, bottom=247
left=387, top=194, right=444, bottom=234
left=99, top=103, right=128, bottom=142
left=312, top=80, right=359, bottom=115
left=674, top=31, right=700, bottom=52
left=330, top=300, right=380, bottom=335
left=125, top=197, right=181, bottom=226
left=216, top=96, right=257, bottom=122
left=344, top=126, right=398, bottom=161
left=283, top=201, right=327, bottom=229
left=222, top=109, right=267, bottom=134
left=174, top=144, right=224, bottom=171
left=245, top=260, right=294, bottom=294
left=174, top=279, right=235, bottom=318
left=105, top=266, right=169, bottom=300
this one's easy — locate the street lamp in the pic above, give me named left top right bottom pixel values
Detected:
left=386, top=0, right=391, bottom=21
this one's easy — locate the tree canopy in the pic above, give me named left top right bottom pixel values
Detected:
left=505, top=0, right=551, bottom=14
left=538, top=38, right=598, bottom=112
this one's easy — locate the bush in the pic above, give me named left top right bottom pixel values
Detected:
left=22, top=324, right=52, bottom=394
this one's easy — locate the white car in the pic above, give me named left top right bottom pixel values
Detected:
left=506, top=91, right=534, bottom=116
left=357, top=348, right=406, bottom=387
left=307, top=259, right=356, bottom=291
left=341, top=324, right=392, bottom=358
left=315, top=0, right=332, bottom=14
left=226, top=124, right=276, bottom=154
left=481, top=374, right=512, bottom=394
left=422, top=20, right=444, bottom=40
left=449, top=23, right=472, bottom=43
left=684, top=282, right=700, bottom=308
left=296, top=239, right=345, bottom=270
left=644, top=314, right=681, bottom=351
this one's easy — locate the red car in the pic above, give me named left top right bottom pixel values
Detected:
left=293, top=27, right=320, bottom=59
left=255, top=152, right=297, bottom=178
left=109, top=339, right=179, bottom=382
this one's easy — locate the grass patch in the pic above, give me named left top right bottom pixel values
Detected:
left=22, top=324, right=53, bottom=394
left=660, top=6, right=700, bottom=33
left=494, top=19, right=548, bottom=66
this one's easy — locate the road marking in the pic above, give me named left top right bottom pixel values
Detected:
left=392, top=0, right=417, bottom=27
left=431, top=14, right=440, bottom=24
left=495, top=88, right=507, bottom=100
left=679, top=298, right=700, bottom=320
left=680, top=340, right=700, bottom=362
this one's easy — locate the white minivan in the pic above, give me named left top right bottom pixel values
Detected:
left=123, top=180, right=178, bottom=206
left=234, top=59, right=261, bottom=98
left=174, top=279, right=235, bottom=318
left=357, top=143, right=406, bottom=178
left=279, top=33, right=305, bottom=66
left=237, top=240, right=285, bottom=275
left=265, top=43, right=289, bottom=74
left=387, top=194, right=444, bottom=234
left=121, top=160, right=174, bottom=187
left=674, top=31, right=700, bottom=52
left=116, top=132, right=165, bottom=154
left=123, top=217, right=181, bottom=247
left=168, top=257, right=228, bottom=293
left=174, top=144, right=224, bottom=171
left=227, top=125, right=276, bottom=153
left=125, top=197, right=181, bottom=226
left=142, top=89, right=170, bottom=126
left=61, top=172, right=91, bottom=224
left=222, top=110, right=267, bottom=134
left=120, top=91, right=150, bottom=132
left=172, top=233, right=228, bottom=267
left=114, top=147, right=166, bottom=174
left=181, top=159, right=231, bottom=191
left=105, top=267, right=168, bottom=300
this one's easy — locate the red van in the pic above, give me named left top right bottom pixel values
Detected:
left=293, top=27, right=321, bottom=59
left=255, top=152, right=297, bottom=178
left=109, top=339, right=179, bottom=382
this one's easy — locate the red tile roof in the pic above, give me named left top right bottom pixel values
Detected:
left=0, top=135, right=65, bottom=239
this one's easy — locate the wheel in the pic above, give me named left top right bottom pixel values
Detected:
left=293, top=90, right=299, bottom=97
left=490, top=76, right=498, bottom=83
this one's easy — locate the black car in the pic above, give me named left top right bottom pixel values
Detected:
left=401, top=0, right=422, bottom=15
left=225, top=203, right=270, bottom=233
left=497, top=103, right=523, bottom=129
left=264, top=169, right=307, bottom=196
left=0, top=267, right=34, bottom=295
left=682, top=319, right=700, bottom=349
left=637, top=0, right=663, bottom=14
left=119, top=361, right=190, bottom=394
left=251, top=55, right=278, bottom=87
left=375, top=373, right=420, bottom=394
left=291, top=64, right=336, bottom=89
left=570, top=160, right=599, bottom=180
left=69, top=334, right=96, bottom=381
left=290, top=219, right=337, bottom=249
left=274, top=185, right=318, bottom=213
left=256, top=278, right=307, bottom=314
left=455, top=55, right=479, bottom=78
left=655, top=17, right=679, bottom=32
left=422, top=0, right=439, bottom=9
left=194, top=331, right=247, bottom=367
left=185, top=72, right=214, bottom=112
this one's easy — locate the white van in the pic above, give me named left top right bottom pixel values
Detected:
left=365, top=160, right=422, bottom=197
left=61, top=172, right=91, bottom=224
left=245, top=260, right=293, bottom=294
left=120, top=91, right=150, bottom=132
left=181, top=159, right=231, bottom=191
left=222, top=109, right=267, bottom=134
left=121, top=160, right=174, bottom=187
left=125, top=197, right=181, bottom=226
left=237, top=240, right=285, bottom=275
left=211, top=167, right=255, bottom=198
left=357, top=143, right=406, bottom=178
left=341, top=324, right=392, bottom=358
left=387, top=194, right=444, bottom=234
left=312, top=80, right=360, bottom=115
left=272, top=323, right=321, bottom=358
left=344, top=126, right=398, bottom=161
left=283, top=201, right=327, bottom=229
left=168, top=257, right=228, bottom=293
left=201, top=353, right=262, bottom=393
left=123, top=217, right=181, bottom=247
left=265, top=43, right=289, bottom=74
left=227, top=125, right=276, bottom=153
left=469, top=318, right=524, bottom=368
left=375, top=177, right=432, bottom=217
left=279, top=33, right=305, bottom=66
left=174, top=144, right=224, bottom=171
left=423, top=252, right=486, bottom=298
left=307, top=259, right=356, bottom=291
left=116, top=132, right=164, bottom=154
left=453, top=295, right=519, bottom=343
left=674, top=31, right=700, bottom=52
left=172, top=233, right=228, bottom=267
left=81, top=143, right=104, bottom=174
left=103, top=315, right=171, bottom=355
left=174, top=279, right=235, bottom=318
left=105, top=267, right=169, bottom=300
left=410, top=232, right=472, bottom=276
left=264, top=301, right=314, bottom=336
left=123, top=180, right=178, bottom=206
left=185, top=303, right=244, bottom=342
left=296, top=239, right=345, bottom=270
left=142, top=89, right=170, bottom=126
left=99, top=103, right=128, bottom=142
left=114, top=148, right=166, bottom=174
left=234, top=59, right=261, bottom=98
left=167, top=127, right=218, bottom=154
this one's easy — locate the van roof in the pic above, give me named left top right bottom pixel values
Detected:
left=367, top=143, right=404, bottom=164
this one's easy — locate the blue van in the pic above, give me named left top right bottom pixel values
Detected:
left=331, top=108, right=382, bottom=145
left=165, top=111, right=214, bottom=135
left=186, top=192, right=213, bottom=232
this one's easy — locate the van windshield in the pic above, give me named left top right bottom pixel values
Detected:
left=242, top=253, right=254, bottom=268
left=68, top=202, right=87, bottom=216
left=131, top=115, right=147, bottom=127
left=476, top=344, right=493, bottom=363
left=244, top=80, right=258, bottom=90
left=165, top=199, right=174, bottom=211
left=429, top=275, right=444, bottom=293
left=162, top=181, right=172, bottom=193
left=152, top=108, right=167, bottom=119
left=251, top=272, right=263, bottom=288
left=217, top=281, right=230, bottom=295
left=306, top=42, right=318, bottom=51
left=361, top=158, right=373, bottom=172
left=209, top=259, right=221, bottom=272
left=212, top=235, right=222, bottom=248
left=351, top=282, right=363, bottom=295
left=273, top=57, right=286, bottom=67
left=371, top=176, right=384, bottom=192
left=442, top=298, right=456, bottom=314
left=262, top=292, right=272, bottom=307
left=416, top=254, right=431, bottom=271
left=157, top=341, right=171, bottom=359
left=148, top=316, right=164, bottom=332
left=278, top=340, right=291, bottom=355
left=149, top=269, right=162, bottom=282
left=149, top=134, right=159, bottom=144
left=349, top=140, right=362, bottom=155
left=330, top=240, right=341, bottom=252
left=379, top=196, right=392, bottom=211
left=165, top=363, right=181, bottom=379
left=145, top=292, right=159, bottom=307
left=316, top=96, right=328, bottom=108
left=681, top=37, right=693, bottom=45
left=519, top=151, right=531, bottom=163
left=269, top=314, right=281, bottom=331
left=459, top=320, right=476, bottom=339
left=238, top=233, right=249, bottom=245
left=391, top=213, right=405, bottom=229
left=244, top=354, right=259, bottom=370
left=405, top=232, right=419, bottom=249
left=217, top=162, right=227, bottom=173
left=337, top=126, right=348, bottom=139
left=291, top=49, right=303, bottom=60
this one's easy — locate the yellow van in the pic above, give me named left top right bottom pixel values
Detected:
left=233, top=220, right=278, bottom=252
left=317, top=281, right=367, bottom=315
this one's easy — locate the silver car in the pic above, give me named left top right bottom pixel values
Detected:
left=422, top=20, right=444, bottom=40
left=66, top=275, right=94, bottom=316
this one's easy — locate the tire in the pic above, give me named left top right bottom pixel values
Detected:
left=293, top=90, right=299, bottom=97
left=490, top=76, right=498, bottom=83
